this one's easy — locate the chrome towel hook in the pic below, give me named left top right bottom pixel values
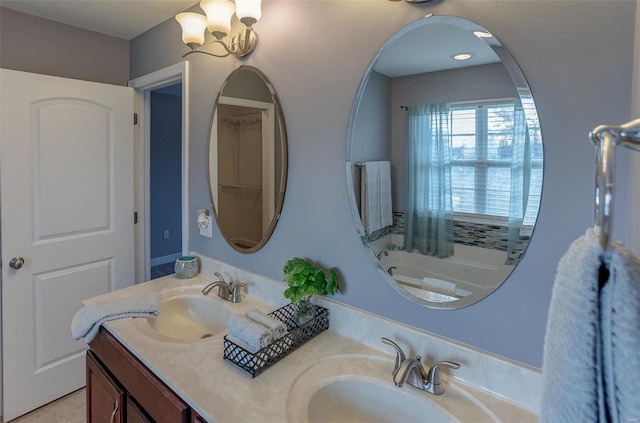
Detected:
left=589, top=118, right=640, bottom=250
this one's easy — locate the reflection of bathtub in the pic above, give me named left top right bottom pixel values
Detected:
left=378, top=246, right=514, bottom=301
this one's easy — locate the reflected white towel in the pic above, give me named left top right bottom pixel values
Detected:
left=541, top=228, right=640, bottom=422
left=71, top=293, right=160, bottom=343
left=246, top=309, right=287, bottom=339
left=360, top=161, right=393, bottom=234
left=379, top=161, right=393, bottom=229
left=421, top=277, right=457, bottom=295
left=227, top=314, right=273, bottom=352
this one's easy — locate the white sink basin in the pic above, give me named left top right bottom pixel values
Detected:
left=287, top=355, right=498, bottom=423
left=307, top=377, right=456, bottom=422
left=135, top=288, right=232, bottom=342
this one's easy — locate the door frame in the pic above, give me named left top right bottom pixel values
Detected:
left=129, top=62, right=189, bottom=283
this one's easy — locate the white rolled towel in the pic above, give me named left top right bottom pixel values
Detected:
left=246, top=309, right=288, bottom=339
left=226, top=314, right=273, bottom=352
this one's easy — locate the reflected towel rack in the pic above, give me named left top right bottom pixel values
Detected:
left=589, top=118, right=640, bottom=250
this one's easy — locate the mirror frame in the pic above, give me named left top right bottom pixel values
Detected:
left=208, top=65, right=288, bottom=254
left=346, top=15, right=543, bottom=309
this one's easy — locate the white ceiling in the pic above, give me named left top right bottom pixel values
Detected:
left=375, top=21, right=501, bottom=77
left=0, top=0, right=200, bottom=40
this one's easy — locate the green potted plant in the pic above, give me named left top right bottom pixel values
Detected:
left=283, top=257, right=338, bottom=324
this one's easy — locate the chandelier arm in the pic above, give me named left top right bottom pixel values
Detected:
left=180, top=30, right=258, bottom=58
left=181, top=39, right=234, bottom=58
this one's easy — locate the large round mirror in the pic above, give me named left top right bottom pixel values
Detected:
left=347, top=16, right=543, bottom=309
left=208, top=66, right=287, bottom=253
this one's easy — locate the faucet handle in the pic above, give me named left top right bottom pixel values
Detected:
left=230, top=281, right=246, bottom=303
left=381, top=337, right=407, bottom=376
left=427, top=361, right=460, bottom=386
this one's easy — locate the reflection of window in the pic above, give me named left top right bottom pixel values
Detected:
left=449, top=100, right=542, bottom=225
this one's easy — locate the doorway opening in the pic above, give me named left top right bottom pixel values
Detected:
left=149, top=84, right=182, bottom=279
left=129, top=62, right=189, bottom=283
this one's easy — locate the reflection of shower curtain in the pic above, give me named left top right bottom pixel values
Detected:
left=404, top=104, right=454, bottom=258
left=507, top=103, right=531, bottom=259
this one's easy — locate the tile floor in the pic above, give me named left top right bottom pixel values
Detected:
left=2, top=389, right=85, bottom=423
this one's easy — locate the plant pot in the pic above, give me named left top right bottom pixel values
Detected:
left=296, top=296, right=313, bottom=325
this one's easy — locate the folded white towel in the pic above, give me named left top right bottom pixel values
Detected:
left=246, top=309, right=287, bottom=339
left=71, top=293, right=161, bottom=343
left=226, top=314, right=273, bottom=352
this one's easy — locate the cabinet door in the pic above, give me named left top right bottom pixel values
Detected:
left=90, top=328, right=189, bottom=423
left=126, top=396, right=152, bottom=423
left=191, top=411, right=207, bottom=423
left=87, top=352, right=125, bottom=423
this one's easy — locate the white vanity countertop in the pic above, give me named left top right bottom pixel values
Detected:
left=87, top=274, right=537, bottom=422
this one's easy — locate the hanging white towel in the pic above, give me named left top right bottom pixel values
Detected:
left=541, top=228, right=640, bottom=423
left=600, top=235, right=640, bottom=423
left=360, top=161, right=393, bottom=234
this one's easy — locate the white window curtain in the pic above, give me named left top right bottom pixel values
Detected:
left=403, top=103, right=454, bottom=257
left=507, top=103, right=531, bottom=259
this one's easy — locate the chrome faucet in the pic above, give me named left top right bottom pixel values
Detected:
left=202, top=272, right=246, bottom=303
left=376, top=249, right=389, bottom=260
left=381, top=337, right=460, bottom=395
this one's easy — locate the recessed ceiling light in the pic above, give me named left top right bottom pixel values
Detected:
left=473, top=31, right=493, bottom=39
left=451, top=52, right=473, bottom=61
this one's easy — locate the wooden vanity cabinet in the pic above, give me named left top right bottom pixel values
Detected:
left=87, top=351, right=125, bottom=423
left=87, top=328, right=194, bottom=423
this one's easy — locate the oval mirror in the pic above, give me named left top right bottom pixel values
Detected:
left=208, top=66, right=287, bottom=253
left=347, top=16, right=543, bottom=309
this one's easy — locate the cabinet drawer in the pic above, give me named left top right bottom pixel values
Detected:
left=89, top=328, right=189, bottom=423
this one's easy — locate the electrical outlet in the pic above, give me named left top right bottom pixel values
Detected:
left=200, top=222, right=213, bottom=238
left=198, top=209, right=213, bottom=238
left=163, top=230, right=170, bottom=239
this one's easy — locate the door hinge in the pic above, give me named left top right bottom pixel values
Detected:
left=134, top=113, right=138, bottom=125
left=134, top=211, right=138, bottom=224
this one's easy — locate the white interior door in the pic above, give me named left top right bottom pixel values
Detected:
left=0, top=69, right=135, bottom=421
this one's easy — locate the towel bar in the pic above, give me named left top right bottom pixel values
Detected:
left=589, top=118, right=640, bottom=250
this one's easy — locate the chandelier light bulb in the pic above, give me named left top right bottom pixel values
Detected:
left=200, top=0, right=235, bottom=39
left=235, top=0, right=262, bottom=26
left=175, top=12, right=207, bottom=49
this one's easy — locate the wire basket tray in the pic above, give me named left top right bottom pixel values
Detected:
left=223, top=302, right=330, bottom=377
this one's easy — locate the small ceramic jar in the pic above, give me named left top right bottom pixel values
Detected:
left=174, top=256, right=199, bottom=279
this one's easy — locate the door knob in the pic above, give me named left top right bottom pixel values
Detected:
left=9, top=257, right=25, bottom=270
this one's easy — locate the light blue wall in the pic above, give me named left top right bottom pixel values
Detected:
left=351, top=71, right=391, bottom=163
left=131, top=1, right=636, bottom=368
left=150, top=90, right=183, bottom=261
